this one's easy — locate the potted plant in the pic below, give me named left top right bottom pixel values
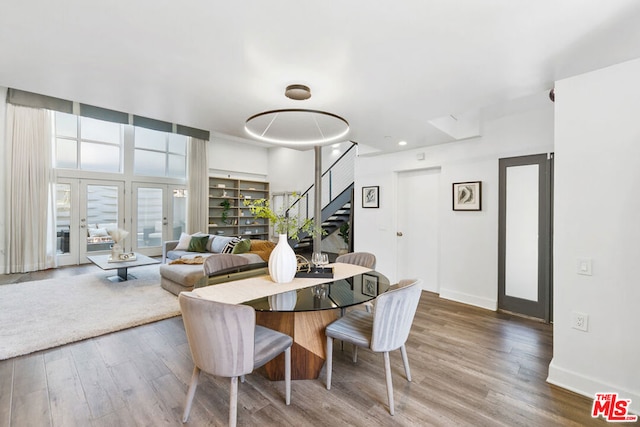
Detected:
left=338, top=222, right=349, bottom=254
left=243, top=197, right=323, bottom=283
left=220, top=199, right=231, bottom=224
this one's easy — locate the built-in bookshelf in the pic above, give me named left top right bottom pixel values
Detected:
left=208, top=177, right=270, bottom=240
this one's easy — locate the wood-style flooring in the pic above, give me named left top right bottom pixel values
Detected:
left=0, top=265, right=606, bottom=426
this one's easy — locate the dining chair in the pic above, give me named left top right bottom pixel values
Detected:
left=202, top=253, right=249, bottom=276
left=335, top=252, right=376, bottom=269
left=179, top=292, right=292, bottom=426
left=335, top=252, right=377, bottom=315
left=324, top=279, right=421, bottom=415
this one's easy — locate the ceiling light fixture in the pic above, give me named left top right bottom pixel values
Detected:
left=245, top=109, right=349, bottom=146
left=285, top=84, right=311, bottom=100
left=398, top=140, right=408, bottom=146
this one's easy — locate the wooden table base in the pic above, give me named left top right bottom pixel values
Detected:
left=256, top=309, right=338, bottom=380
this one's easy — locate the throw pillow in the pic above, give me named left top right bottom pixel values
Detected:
left=175, top=232, right=193, bottom=250
left=207, top=235, right=217, bottom=252
left=231, top=239, right=251, bottom=254
left=222, top=237, right=242, bottom=254
left=187, top=235, right=209, bottom=253
left=211, top=235, right=235, bottom=253
left=88, top=228, right=109, bottom=238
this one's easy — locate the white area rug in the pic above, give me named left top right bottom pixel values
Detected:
left=0, top=265, right=180, bottom=360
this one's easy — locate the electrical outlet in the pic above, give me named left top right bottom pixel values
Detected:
left=572, top=311, right=589, bottom=332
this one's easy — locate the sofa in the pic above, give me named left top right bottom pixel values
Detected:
left=159, top=233, right=274, bottom=295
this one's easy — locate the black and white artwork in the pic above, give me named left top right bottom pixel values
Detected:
left=452, top=181, right=482, bottom=211
left=362, top=186, right=379, bottom=208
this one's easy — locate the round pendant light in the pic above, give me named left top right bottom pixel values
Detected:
left=245, top=109, right=349, bottom=146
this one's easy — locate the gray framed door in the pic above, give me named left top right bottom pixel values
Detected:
left=498, top=153, right=553, bottom=321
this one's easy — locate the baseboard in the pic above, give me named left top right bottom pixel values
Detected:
left=438, top=287, right=497, bottom=311
left=548, top=359, right=640, bottom=414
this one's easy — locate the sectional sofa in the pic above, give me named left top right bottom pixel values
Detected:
left=159, top=233, right=274, bottom=295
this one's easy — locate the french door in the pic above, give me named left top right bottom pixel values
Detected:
left=131, top=183, right=187, bottom=256
left=498, top=154, right=553, bottom=321
left=55, top=179, right=125, bottom=266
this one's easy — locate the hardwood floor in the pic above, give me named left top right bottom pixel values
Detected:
left=0, top=266, right=606, bottom=426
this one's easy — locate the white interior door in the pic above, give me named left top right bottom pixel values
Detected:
left=396, top=168, right=440, bottom=291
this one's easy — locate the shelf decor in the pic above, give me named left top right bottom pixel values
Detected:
left=452, top=181, right=482, bottom=211
left=208, top=177, right=270, bottom=239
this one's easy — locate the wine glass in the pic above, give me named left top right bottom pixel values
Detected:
left=320, top=253, right=329, bottom=271
left=312, top=252, right=322, bottom=270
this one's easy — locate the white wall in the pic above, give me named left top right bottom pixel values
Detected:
left=354, top=92, right=554, bottom=309
left=267, top=147, right=315, bottom=193
left=267, top=141, right=353, bottom=193
left=208, top=136, right=269, bottom=180
left=548, top=58, right=640, bottom=411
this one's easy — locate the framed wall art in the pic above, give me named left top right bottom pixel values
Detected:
left=362, top=186, right=379, bottom=208
left=452, top=181, right=482, bottom=211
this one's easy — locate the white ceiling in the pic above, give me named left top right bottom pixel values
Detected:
left=2, top=1, right=640, bottom=154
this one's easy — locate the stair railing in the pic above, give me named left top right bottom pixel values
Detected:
left=286, top=142, right=357, bottom=226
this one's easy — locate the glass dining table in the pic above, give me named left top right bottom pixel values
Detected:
left=193, top=264, right=390, bottom=380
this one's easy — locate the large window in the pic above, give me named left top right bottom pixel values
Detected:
left=53, top=112, right=188, bottom=180
left=54, top=112, right=122, bottom=173
left=134, top=127, right=187, bottom=178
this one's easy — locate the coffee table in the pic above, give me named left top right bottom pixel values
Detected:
left=86, top=253, right=160, bottom=282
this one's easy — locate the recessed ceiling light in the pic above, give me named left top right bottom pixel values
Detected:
left=398, top=140, right=408, bottom=146
left=285, top=84, right=311, bottom=101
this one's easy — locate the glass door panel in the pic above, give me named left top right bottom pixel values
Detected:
left=136, top=187, right=163, bottom=249
left=55, top=180, right=80, bottom=267
left=132, top=183, right=187, bottom=256
left=172, top=188, right=187, bottom=239
left=55, top=183, right=72, bottom=255
left=80, top=181, right=125, bottom=262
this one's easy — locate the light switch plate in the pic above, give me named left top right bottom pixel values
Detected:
left=577, top=258, right=592, bottom=276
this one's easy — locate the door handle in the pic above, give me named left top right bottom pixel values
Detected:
left=397, top=232, right=403, bottom=237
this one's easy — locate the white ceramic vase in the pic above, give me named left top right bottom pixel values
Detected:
left=268, top=234, right=297, bottom=283
left=268, top=290, right=298, bottom=310
left=110, top=243, right=123, bottom=260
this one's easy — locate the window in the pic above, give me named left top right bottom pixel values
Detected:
left=134, top=127, right=187, bottom=178
left=54, top=112, right=123, bottom=172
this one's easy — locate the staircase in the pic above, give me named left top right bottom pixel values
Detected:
left=285, top=143, right=357, bottom=252
left=294, top=187, right=353, bottom=251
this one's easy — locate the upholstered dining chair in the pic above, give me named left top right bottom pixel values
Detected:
left=335, top=252, right=377, bottom=315
left=335, top=251, right=376, bottom=269
left=202, top=253, right=249, bottom=276
left=324, top=279, right=422, bottom=415
left=179, top=292, right=292, bottom=426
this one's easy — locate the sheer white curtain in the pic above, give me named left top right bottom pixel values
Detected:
left=4, top=105, right=57, bottom=273
left=187, top=137, right=209, bottom=234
